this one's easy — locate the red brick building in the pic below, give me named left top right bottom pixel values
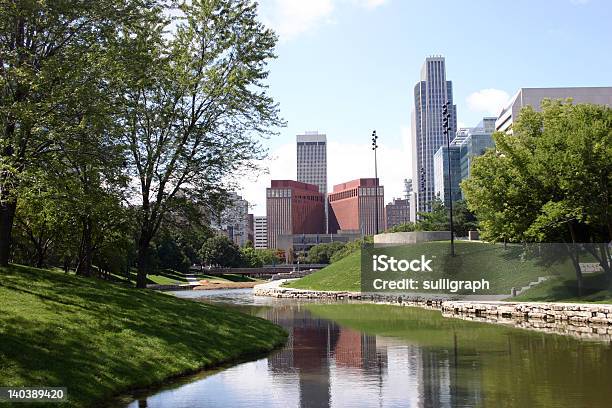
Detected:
left=266, top=180, right=325, bottom=248
left=328, top=178, right=384, bottom=236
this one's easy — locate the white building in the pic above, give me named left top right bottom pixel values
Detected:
left=254, top=215, right=267, bottom=249
left=496, top=87, right=612, bottom=133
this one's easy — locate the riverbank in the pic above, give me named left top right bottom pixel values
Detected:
left=0, top=264, right=287, bottom=407
left=255, top=280, right=612, bottom=340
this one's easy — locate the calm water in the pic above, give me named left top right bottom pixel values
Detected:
left=124, top=289, right=612, bottom=408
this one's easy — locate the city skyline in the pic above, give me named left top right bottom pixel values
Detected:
left=238, top=0, right=612, bottom=215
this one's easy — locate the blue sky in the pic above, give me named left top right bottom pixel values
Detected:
left=240, top=0, right=612, bottom=214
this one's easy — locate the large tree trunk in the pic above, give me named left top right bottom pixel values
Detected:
left=568, top=222, right=583, bottom=297
left=136, top=219, right=154, bottom=288
left=136, top=236, right=151, bottom=289
left=0, top=199, right=17, bottom=266
left=76, top=218, right=93, bottom=277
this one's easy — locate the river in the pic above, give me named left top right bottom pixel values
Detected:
left=123, top=288, right=612, bottom=408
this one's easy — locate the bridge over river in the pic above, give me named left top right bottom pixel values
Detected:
left=200, top=264, right=328, bottom=277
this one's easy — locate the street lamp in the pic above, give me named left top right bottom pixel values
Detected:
left=442, top=102, right=455, bottom=256
left=372, top=130, right=379, bottom=235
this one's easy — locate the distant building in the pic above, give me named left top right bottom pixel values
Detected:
left=297, top=132, right=328, bottom=232
left=277, top=231, right=361, bottom=260
left=214, top=192, right=250, bottom=247
left=403, top=178, right=413, bottom=199
left=433, top=145, right=461, bottom=207
left=496, top=87, right=612, bottom=133
left=433, top=117, right=496, bottom=205
left=246, top=213, right=254, bottom=244
left=328, top=178, right=384, bottom=236
left=458, top=118, right=496, bottom=181
left=266, top=180, right=325, bottom=249
left=254, top=216, right=267, bottom=249
left=410, top=56, right=457, bottom=220
left=385, top=198, right=411, bottom=230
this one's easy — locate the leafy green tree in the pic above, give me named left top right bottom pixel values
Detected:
left=417, top=197, right=449, bottom=231
left=0, top=0, right=149, bottom=267
left=387, top=222, right=417, bottom=233
left=240, top=246, right=263, bottom=268
left=117, top=0, right=283, bottom=287
left=307, top=242, right=346, bottom=264
left=256, top=248, right=283, bottom=265
left=463, top=101, right=612, bottom=294
left=199, top=235, right=241, bottom=267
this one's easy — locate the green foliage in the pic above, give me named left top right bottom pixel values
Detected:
left=199, top=235, right=242, bottom=267
left=463, top=100, right=612, bottom=245
left=0, top=1, right=282, bottom=282
left=256, top=248, right=284, bottom=265
left=385, top=199, right=476, bottom=237
left=387, top=222, right=418, bottom=233
left=307, top=241, right=346, bottom=264
left=240, top=246, right=264, bottom=268
left=462, top=101, right=612, bottom=293
left=330, top=236, right=372, bottom=263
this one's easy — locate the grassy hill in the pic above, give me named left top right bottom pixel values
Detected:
left=0, top=265, right=286, bottom=407
left=286, top=241, right=580, bottom=295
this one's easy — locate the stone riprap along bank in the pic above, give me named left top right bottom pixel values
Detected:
left=254, top=281, right=612, bottom=326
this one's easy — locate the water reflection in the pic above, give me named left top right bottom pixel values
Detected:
left=126, top=290, right=612, bottom=408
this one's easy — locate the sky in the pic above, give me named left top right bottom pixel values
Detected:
left=237, top=0, right=612, bottom=215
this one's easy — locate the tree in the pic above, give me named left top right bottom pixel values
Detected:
left=307, top=242, right=346, bottom=264
left=240, top=246, right=263, bottom=268
left=452, top=200, right=478, bottom=237
left=199, top=235, right=241, bottom=267
left=256, top=248, right=283, bottom=265
left=417, top=197, right=448, bottom=231
left=0, top=0, right=148, bottom=267
left=463, top=101, right=612, bottom=294
left=117, top=0, right=283, bottom=287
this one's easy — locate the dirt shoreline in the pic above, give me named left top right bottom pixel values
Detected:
left=192, top=281, right=260, bottom=290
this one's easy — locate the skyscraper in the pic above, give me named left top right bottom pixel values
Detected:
left=296, top=132, right=328, bottom=232
left=410, top=56, right=457, bottom=221
left=433, top=117, right=496, bottom=206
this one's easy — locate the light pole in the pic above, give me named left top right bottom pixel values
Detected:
left=372, top=130, right=379, bottom=235
left=442, top=102, right=455, bottom=256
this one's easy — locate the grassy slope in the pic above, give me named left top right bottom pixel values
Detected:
left=0, top=265, right=286, bottom=407
left=110, top=269, right=261, bottom=285
left=287, top=249, right=362, bottom=291
left=287, top=241, right=571, bottom=294
left=511, top=273, right=612, bottom=303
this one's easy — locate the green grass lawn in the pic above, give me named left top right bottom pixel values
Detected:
left=286, top=241, right=576, bottom=294
left=108, top=269, right=261, bottom=286
left=510, top=273, right=612, bottom=303
left=286, top=248, right=362, bottom=291
left=0, top=264, right=286, bottom=407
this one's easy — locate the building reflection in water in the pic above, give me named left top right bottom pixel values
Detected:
left=128, top=295, right=612, bottom=408
left=262, top=305, right=485, bottom=408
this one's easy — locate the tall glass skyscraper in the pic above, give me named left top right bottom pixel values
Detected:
left=296, top=132, right=328, bottom=231
left=410, top=56, right=457, bottom=221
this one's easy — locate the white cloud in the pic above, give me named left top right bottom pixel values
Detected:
left=240, top=128, right=410, bottom=215
left=466, top=88, right=510, bottom=117
left=357, top=0, right=388, bottom=9
left=258, top=0, right=335, bottom=41
left=259, top=0, right=389, bottom=41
